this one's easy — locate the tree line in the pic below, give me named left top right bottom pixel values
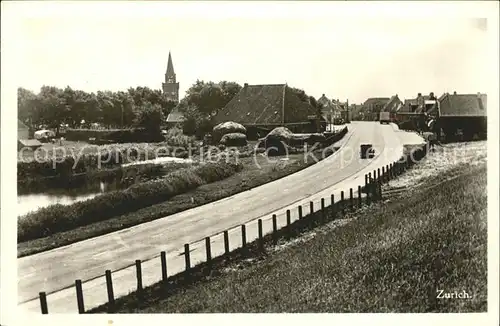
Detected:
left=18, top=81, right=321, bottom=136
left=17, top=86, right=177, bottom=132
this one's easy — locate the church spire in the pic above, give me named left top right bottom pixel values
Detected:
left=166, top=51, right=175, bottom=77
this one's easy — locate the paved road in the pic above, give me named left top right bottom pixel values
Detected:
left=18, top=122, right=420, bottom=313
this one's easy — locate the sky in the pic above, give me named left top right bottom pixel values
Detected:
left=2, top=1, right=496, bottom=104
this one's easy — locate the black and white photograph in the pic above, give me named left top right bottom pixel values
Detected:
left=1, top=1, right=499, bottom=325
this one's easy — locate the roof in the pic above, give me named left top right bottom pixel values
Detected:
left=317, top=95, right=343, bottom=118
left=166, top=106, right=184, bottom=123
left=214, top=84, right=317, bottom=125
left=166, top=52, right=175, bottom=77
left=18, top=120, right=29, bottom=130
left=18, top=139, right=42, bottom=147
left=382, top=95, right=403, bottom=112
left=362, top=97, right=390, bottom=111
left=439, top=93, right=487, bottom=117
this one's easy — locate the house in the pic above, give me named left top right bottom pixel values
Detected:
left=437, top=92, right=487, bottom=140
left=18, top=119, right=42, bottom=151
left=165, top=106, right=185, bottom=127
left=361, top=97, right=391, bottom=120
left=213, top=83, right=321, bottom=138
left=317, top=94, right=342, bottom=122
left=18, top=119, right=29, bottom=140
left=380, top=94, right=403, bottom=121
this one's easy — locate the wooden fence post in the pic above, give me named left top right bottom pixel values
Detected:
left=340, top=191, right=345, bottom=215
left=136, top=259, right=143, bottom=292
left=272, top=214, right=278, bottom=245
left=75, top=279, right=85, bottom=314
left=298, top=206, right=303, bottom=219
left=349, top=188, right=354, bottom=211
left=377, top=168, right=381, bottom=181
left=39, top=292, right=48, bottom=314
left=382, top=166, right=386, bottom=182
left=331, top=194, right=336, bottom=219
left=358, top=185, right=362, bottom=207
left=321, top=198, right=325, bottom=221
left=258, top=219, right=264, bottom=251
left=310, top=201, right=314, bottom=215
left=286, top=210, right=292, bottom=236
left=105, top=270, right=115, bottom=310
left=373, top=170, right=377, bottom=182
left=241, top=225, right=247, bottom=248
left=184, top=244, right=191, bottom=271
left=224, top=230, right=230, bottom=256
left=205, top=237, right=212, bottom=266
left=160, top=251, right=168, bottom=282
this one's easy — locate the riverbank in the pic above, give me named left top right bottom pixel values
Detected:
left=88, top=145, right=487, bottom=313
left=18, top=148, right=335, bottom=257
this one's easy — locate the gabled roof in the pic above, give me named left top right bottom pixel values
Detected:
left=166, top=52, right=175, bottom=77
left=18, top=119, right=29, bottom=130
left=214, top=84, right=317, bottom=126
left=363, top=97, right=390, bottom=110
left=439, top=93, right=487, bottom=117
left=166, top=106, right=184, bottom=123
left=382, top=95, right=403, bottom=112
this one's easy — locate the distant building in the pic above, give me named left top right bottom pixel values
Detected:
left=437, top=92, right=487, bottom=140
left=380, top=94, right=403, bottom=121
left=165, top=106, right=185, bottom=127
left=213, top=83, right=321, bottom=138
left=18, top=120, right=29, bottom=140
left=317, top=94, right=342, bottom=122
left=162, top=52, right=180, bottom=104
left=361, top=97, right=391, bottom=120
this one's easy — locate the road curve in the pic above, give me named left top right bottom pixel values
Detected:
left=18, top=122, right=420, bottom=313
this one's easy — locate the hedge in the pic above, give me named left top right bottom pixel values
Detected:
left=65, top=128, right=163, bottom=143
left=18, top=162, right=243, bottom=242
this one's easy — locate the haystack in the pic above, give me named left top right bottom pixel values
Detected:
left=219, top=133, right=248, bottom=147
left=213, top=122, right=247, bottom=143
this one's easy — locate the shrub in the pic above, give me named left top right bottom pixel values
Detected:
left=163, top=127, right=197, bottom=148
left=18, top=162, right=243, bottom=242
left=219, top=133, right=248, bottom=147
left=213, top=122, right=247, bottom=143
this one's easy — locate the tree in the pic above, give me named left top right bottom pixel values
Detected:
left=17, top=87, right=38, bottom=126
left=183, top=80, right=242, bottom=115
left=37, top=86, right=70, bottom=133
left=134, top=101, right=162, bottom=133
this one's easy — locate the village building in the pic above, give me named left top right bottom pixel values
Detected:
left=361, top=97, right=391, bottom=121
left=437, top=92, right=487, bottom=140
left=213, top=83, right=322, bottom=139
left=317, top=94, right=341, bottom=121
left=380, top=94, right=403, bottom=121
left=18, top=119, right=29, bottom=140
left=163, top=51, right=184, bottom=127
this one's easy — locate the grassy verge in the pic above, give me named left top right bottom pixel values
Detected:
left=18, top=149, right=335, bottom=257
left=89, top=161, right=487, bottom=313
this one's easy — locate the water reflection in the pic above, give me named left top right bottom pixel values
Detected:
left=17, top=157, right=192, bottom=217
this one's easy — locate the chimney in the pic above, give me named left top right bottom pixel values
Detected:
left=244, top=83, right=248, bottom=88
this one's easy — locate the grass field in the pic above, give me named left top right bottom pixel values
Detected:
left=89, top=148, right=487, bottom=313
left=18, top=149, right=334, bottom=257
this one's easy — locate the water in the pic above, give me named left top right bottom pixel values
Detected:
left=17, top=157, right=192, bottom=217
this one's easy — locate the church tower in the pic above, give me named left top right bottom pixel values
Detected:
left=162, top=52, right=179, bottom=103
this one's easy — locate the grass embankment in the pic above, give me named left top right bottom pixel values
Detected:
left=18, top=149, right=336, bottom=257
left=91, top=161, right=487, bottom=313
